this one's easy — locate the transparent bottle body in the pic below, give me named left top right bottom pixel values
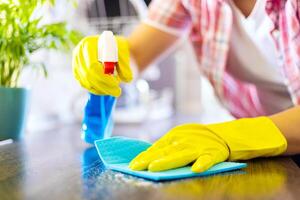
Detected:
left=81, top=94, right=116, bottom=144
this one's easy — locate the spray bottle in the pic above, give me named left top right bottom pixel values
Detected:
left=81, top=31, right=118, bottom=144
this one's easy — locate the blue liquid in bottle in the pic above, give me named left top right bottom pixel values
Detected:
left=81, top=93, right=116, bottom=144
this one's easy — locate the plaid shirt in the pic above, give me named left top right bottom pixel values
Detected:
left=146, top=0, right=300, bottom=118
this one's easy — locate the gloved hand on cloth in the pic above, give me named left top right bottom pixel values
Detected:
left=129, top=117, right=287, bottom=172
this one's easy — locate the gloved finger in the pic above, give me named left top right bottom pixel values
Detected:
left=88, top=78, right=121, bottom=97
left=191, top=150, right=227, bottom=173
left=87, top=84, right=121, bottom=97
left=129, top=143, right=183, bottom=171
left=129, top=150, right=163, bottom=171
left=73, top=64, right=91, bottom=90
left=74, top=47, right=92, bottom=80
left=73, top=56, right=102, bottom=93
left=81, top=36, right=99, bottom=67
left=191, top=154, right=215, bottom=173
left=148, top=149, right=199, bottom=172
left=116, top=62, right=133, bottom=83
left=88, top=67, right=122, bottom=97
left=115, top=36, right=133, bottom=83
left=89, top=64, right=120, bottom=85
left=89, top=84, right=121, bottom=97
left=74, top=36, right=99, bottom=78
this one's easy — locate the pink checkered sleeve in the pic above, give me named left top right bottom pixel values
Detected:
left=144, top=0, right=191, bottom=36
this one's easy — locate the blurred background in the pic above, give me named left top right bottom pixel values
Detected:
left=20, top=0, right=233, bottom=134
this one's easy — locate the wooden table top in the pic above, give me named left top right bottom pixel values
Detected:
left=0, top=115, right=299, bottom=200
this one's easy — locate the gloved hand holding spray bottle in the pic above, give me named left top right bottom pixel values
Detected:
left=81, top=31, right=119, bottom=144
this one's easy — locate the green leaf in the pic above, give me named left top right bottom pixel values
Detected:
left=0, top=0, right=82, bottom=87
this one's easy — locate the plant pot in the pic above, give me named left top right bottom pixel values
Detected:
left=0, top=87, right=30, bottom=141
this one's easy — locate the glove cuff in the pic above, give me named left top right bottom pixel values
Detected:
left=207, top=117, right=287, bottom=160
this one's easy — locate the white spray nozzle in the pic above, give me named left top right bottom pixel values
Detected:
left=98, top=31, right=118, bottom=74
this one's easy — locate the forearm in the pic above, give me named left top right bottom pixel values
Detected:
left=127, top=23, right=178, bottom=72
left=269, top=106, right=300, bottom=155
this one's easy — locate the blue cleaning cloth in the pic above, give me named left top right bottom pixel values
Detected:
left=95, top=137, right=247, bottom=181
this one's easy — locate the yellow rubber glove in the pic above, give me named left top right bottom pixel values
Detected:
left=72, top=35, right=133, bottom=97
left=129, top=117, right=287, bottom=173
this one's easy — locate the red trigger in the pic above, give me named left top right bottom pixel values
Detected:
left=104, top=62, right=115, bottom=75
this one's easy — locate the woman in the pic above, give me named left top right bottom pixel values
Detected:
left=73, top=0, right=300, bottom=172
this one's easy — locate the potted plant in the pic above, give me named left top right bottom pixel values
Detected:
left=0, top=0, right=82, bottom=141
